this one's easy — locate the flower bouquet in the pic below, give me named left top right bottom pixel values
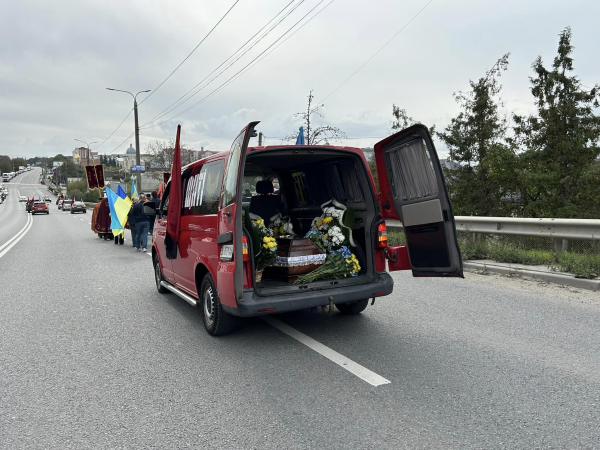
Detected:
left=269, top=212, right=295, bottom=237
left=305, top=199, right=355, bottom=252
left=247, top=215, right=277, bottom=282
left=294, top=246, right=361, bottom=284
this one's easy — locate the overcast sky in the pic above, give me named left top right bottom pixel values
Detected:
left=1, top=0, right=598, bottom=159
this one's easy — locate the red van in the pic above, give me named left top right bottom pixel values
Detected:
left=150, top=122, right=462, bottom=335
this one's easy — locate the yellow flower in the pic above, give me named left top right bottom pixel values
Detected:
left=256, top=219, right=263, bottom=225
left=263, top=244, right=269, bottom=249
left=316, top=219, right=323, bottom=227
left=324, top=233, right=328, bottom=239
left=323, top=216, right=333, bottom=224
left=268, top=242, right=276, bottom=248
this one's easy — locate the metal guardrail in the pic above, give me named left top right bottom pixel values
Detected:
left=386, top=216, right=600, bottom=240
left=386, top=216, right=600, bottom=253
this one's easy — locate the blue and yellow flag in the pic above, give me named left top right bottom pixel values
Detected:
left=106, top=187, right=131, bottom=237
left=117, top=185, right=127, bottom=199
left=131, top=179, right=138, bottom=199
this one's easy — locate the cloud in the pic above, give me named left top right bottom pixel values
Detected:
left=0, top=0, right=598, bottom=158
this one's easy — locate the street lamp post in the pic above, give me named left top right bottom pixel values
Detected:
left=106, top=88, right=151, bottom=194
left=74, top=139, right=98, bottom=164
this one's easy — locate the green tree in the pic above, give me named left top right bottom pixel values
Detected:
left=513, top=27, right=600, bottom=218
left=437, top=53, right=513, bottom=216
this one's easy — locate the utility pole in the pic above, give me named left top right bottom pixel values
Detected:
left=106, top=88, right=151, bottom=194
left=258, top=132, right=263, bottom=146
left=134, top=97, right=141, bottom=194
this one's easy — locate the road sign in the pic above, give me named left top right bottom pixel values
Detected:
left=131, top=165, right=145, bottom=172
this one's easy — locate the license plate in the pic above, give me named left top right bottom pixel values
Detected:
left=219, top=244, right=233, bottom=261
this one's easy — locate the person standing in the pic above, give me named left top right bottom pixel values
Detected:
left=148, top=190, right=160, bottom=235
left=132, top=194, right=150, bottom=252
left=127, top=198, right=138, bottom=247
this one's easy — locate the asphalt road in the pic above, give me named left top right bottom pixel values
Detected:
left=1, top=178, right=599, bottom=449
left=0, top=168, right=47, bottom=250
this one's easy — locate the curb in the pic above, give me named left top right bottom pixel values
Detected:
left=463, top=262, right=600, bottom=292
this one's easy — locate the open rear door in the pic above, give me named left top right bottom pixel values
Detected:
left=375, top=124, right=463, bottom=277
left=216, top=121, right=259, bottom=308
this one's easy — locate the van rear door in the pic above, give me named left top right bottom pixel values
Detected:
left=216, top=122, right=259, bottom=308
left=374, top=124, right=463, bottom=277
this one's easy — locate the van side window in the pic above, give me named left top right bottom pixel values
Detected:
left=160, top=184, right=170, bottom=215
left=220, top=132, right=245, bottom=208
left=182, top=161, right=224, bottom=216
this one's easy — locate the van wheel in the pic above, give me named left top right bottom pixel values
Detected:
left=200, top=274, right=236, bottom=336
left=153, top=255, right=168, bottom=293
left=336, top=299, right=369, bottom=314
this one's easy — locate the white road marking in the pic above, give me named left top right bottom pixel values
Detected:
left=262, top=316, right=391, bottom=387
left=80, top=219, right=84, bottom=221
left=0, top=212, right=33, bottom=260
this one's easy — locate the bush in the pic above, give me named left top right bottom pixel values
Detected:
left=554, top=253, right=600, bottom=278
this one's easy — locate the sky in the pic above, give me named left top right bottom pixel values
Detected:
left=1, top=0, right=599, bottom=159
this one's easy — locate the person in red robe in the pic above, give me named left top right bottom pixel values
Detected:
left=94, top=198, right=112, bottom=240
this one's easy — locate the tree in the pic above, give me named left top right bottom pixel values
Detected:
left=0, top=155, right=12, bottom=173
left=437, top=53, right=513, bottom=216
left=285, top=90, right=346, bottom=145
left=513, top=27, right=600, bottom=218
left=144, top=139, right=199, bottom=181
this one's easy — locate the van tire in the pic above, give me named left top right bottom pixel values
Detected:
left=336, top=299, right=369, bottom=314
left=200, top=274, right=236, bottom=336
left=153, top=255, right=168, bottom=293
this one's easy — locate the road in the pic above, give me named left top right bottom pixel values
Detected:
left=1, top=172, right=599, bottom=449
left=0, top=168, right=47, bottom=253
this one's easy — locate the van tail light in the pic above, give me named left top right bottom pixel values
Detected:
left=377, top=222, right=388, bottom=248
left=242, top=236, right=249, bottom=262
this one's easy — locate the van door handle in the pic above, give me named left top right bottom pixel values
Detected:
left=223, top=211, right=231, bottom=217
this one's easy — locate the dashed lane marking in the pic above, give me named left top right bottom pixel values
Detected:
left=262, top=316, right=391, bottom=387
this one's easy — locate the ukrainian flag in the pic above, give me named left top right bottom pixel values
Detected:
left=106, top=187, right=132, bottom=237
left=131, top=179, right=138, bottom=199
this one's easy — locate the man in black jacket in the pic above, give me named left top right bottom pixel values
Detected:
left=148, top=191, right=161, bottom=236
left=132, top=194, right=150, bottom=252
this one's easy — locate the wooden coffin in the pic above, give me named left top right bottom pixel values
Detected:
left=264, top=237, right=326, bottom=282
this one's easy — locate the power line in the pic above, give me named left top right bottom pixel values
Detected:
left=141, top=0, right=304, bottom=128
left=106, top=131, right=135, bottom=155
left=92, top=108, right=133, bottom=151
left=320, top=0, right=433, bottom=103
left=142, top=0, right=331, bottom=130
left=139, top=0, right=240, bottom=106
left=268, top=0, right=434, bottom=137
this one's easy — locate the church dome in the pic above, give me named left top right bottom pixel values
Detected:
left=126, top=144, right=136, bottom=155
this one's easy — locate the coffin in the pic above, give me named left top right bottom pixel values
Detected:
left=264, top=237, right=325, bottom=282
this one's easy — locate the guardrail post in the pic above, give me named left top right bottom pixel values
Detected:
left=555, top=238, right=571, bottom=254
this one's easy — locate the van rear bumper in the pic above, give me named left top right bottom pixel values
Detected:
left=223, top=272, right=393, bottom=317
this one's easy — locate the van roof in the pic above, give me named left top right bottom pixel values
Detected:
left=182, top=144, right=366, bottom=171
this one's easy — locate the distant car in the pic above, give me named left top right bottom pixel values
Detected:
left=31, top=201, right=49, bottom=215
left=19, top=195, right=27, bottom=202
left=71, top=201, right=86, bottom=214
left=62, top=201, right=72, bottom=211
left=43, top=195, right=51, bottom=202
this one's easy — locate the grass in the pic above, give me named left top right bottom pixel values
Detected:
left=387, top=229, right=599, bottom=279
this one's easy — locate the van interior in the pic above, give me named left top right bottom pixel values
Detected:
left=242, top=148, right=378, bottom=295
